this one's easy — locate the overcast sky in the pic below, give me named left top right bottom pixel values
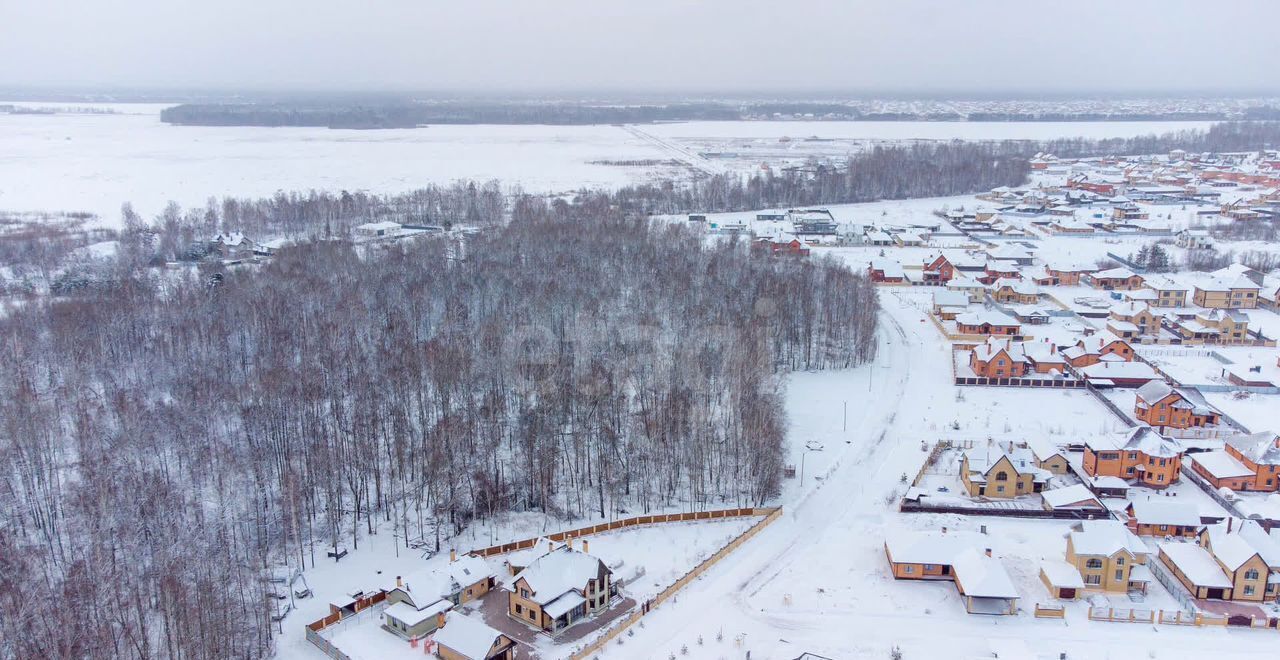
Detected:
left=2, top=0, right=1278, bottom=96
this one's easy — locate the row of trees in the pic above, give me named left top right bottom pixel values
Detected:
left=0, top=192, right=878, bottom=659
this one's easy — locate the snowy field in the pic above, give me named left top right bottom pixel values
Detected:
left=0, top=102, right=1223, bottom=225
left=644, top=120, right=1217, bottom=141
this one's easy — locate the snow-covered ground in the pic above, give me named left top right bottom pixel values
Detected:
left=0, top=103, right=1225, bottom=226
left=595, top=288, right=1275, bottom=660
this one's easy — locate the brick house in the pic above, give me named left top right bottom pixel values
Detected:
left=1084, top=427, right=1184, bottom=488
left=1133, top=381, right=1221, bottom=429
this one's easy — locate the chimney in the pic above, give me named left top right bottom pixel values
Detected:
left=567, top=538, right=573, bottom=550
left=396, top=575, right=403, bottom=589
left=1228, top=517, right=1234, bottom=533
left=985, top=548, right=993, bottom=558
left=548, top=540, right=554, bottom=554
left=450, top=549, right=457, bottom=563
left=583, top=539, right=590, bottom=554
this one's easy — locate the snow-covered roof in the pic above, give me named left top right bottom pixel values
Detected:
left=433, top=613, right=505, bottom=659
left=1040, top=559, right=1085, bottom=589
left=542, top=590, right=587, bottom=619
left=884, top=531, right=971, bottom=565
left=506, top=537, right=563, bottom=568
left=384, top=599, right=451, bottom=627
left=511, top=548, right=607, bottom=606
left=1225, top=432, right=1280, bottom=465
left=1237, top=520, right=1280, bottom=568
left=395, top=556, right=495, bottom=605
left=932, top=290, right=970, bottom=308
left=1070, top=520, right=1147, bottom=558
left=955, top=310, right=1020, bottom=328
left=1087, top=427, right=1183, bottom=459
left=1042, top=485, right=1103, bottom=510
left=1204, top=528, right=1263, bottom=571
left=1078, top=361, right=1159, bottom=381
left=871, top=258, right=905, bottom=279
left=1026, top=438, right=1065, bottom=464
left=1092, top=267, right=1137, bottom=280
left=1159, top=542, right=1232, bottom=588
left=356, top=220, right=403, bottom=231
left=963, top=445, right=1050, bottom=483
left=1191, top=451, right=1254, bottom=480
left=951, top=549, right=1019, bottom=599
left=1197, top=275, right=1262, bottom=293
left=1135, top=381, right=1216, bottom=416
left=1129, top=500, right=1201, bottom=528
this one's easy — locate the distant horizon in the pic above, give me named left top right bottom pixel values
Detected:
left=5, top=86, right=1280, bottom=105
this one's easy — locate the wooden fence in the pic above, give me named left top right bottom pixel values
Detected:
left=468, top=507, right=764, bottom=558
left=568, top=507, right=783, bottom=660
left=1086, top=606, right=1278, bottom=629
left=1034, top=603, right=1065, bottom=619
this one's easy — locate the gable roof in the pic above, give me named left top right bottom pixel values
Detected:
left=1203, top=528, right=1264, bottom=571
left=1226, top=432, right=1280, bottom=465
left=433, top=613, right=507, bottom=660
left=1042, top=484, right=1103, bottom=509
left=1159, top=542, right=1232, bottom=589
left=1087, top=427, right=1182, bottom=458
left=1128, top=500, right=1201, bottom=528
left=511, top=548, right=609, bottom=606
left=1071, top=519, right=1148, bottom=558
left=951, top=549, right=1019, bottom=599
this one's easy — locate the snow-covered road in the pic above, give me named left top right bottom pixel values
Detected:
left=601, top=289, right=1276, bottom=660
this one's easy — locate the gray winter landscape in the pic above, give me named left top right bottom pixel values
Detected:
left=3, top=2, right=1280, bottom=660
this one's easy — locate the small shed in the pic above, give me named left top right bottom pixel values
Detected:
left=1039, top=560, right=1085, bottom=600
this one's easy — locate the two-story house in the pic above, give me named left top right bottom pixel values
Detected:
left=1083, top=427, right=1184, bottom=488
left=508, top=545, right=614, bottom=634
left=1133, top=381, right=1221, bottom=429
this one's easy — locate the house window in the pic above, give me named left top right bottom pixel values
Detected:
left=1157, top=474, right=1165, bottom=482
left=1085, top=574, right=1102, bottom=585
left=1245, top=585, right=1256, bottom=596
left=1245, top=569, right=1260, bottom=580
left=1115, top=570, right=1124, bottom=581
left=1086, top=558, right=1103, bottom=569
left=924, top=564, right=937, bottom=571
left=529, top=610, right=537, bottom=621
left=520, top=588, right=530, bottom=598
left=996, top=485, right=1005, bottom=493
left=515, top=604, right=523, bottom=615
left=903, top=565, right=914, bottom=574
left=1159, top=525, right=1168, bottom=531
left=995, top=471, right=1008, bottom=481
left=1116, top=557, right=1124, bottom=566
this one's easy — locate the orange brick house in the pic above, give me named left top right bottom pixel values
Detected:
left=923, top=251, right=986, bottom=284
left=968, top=338, right=1065, bottom=378
left=1190, top=432, right=1280, bottom=492
left=1061, top=334, right=1134, bottom=368
left=1044, top=263, right=1097, bottom=286
left=884, top=531, right=1020, bottom=615
left=1133, top=381, right=1221, bottom=430
left=1125, top=500, right=1201, bottom=538
left=955, top=311, right=1022, bottom=336
left=1086, top=268, right=1145, bottom=291
left=1084, top=427, right=1184, bottom=488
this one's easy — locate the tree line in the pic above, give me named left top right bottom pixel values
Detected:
left=0, top=193, right=878, bottom=659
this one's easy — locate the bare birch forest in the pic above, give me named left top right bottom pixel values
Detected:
left=0, top=194, right=877, bottom=658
